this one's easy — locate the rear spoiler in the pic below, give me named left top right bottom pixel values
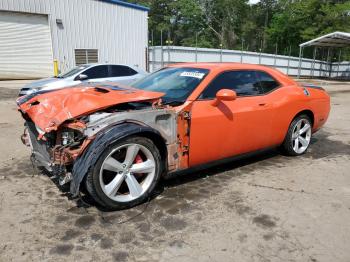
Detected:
left=300, top=83, right=325, bottom=91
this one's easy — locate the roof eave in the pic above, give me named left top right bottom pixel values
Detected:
left=100, top=0, right=150, bottom=12
left=299, top=31, right=350, bottom=48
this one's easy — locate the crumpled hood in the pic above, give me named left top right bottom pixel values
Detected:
left=17, top=83, right=164, bottom=133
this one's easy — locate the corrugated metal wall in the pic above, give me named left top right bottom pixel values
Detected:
left=0, top=10, right=54, bottom=79
left=0, top=0, right=148, bottom=77
left=149, top=46, right=350, bottom=79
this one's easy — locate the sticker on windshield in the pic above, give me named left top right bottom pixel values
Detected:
left=180, top=72, right=205, bottom=79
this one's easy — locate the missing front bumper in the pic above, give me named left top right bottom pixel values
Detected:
left=22, top=122, right=53, bottom=172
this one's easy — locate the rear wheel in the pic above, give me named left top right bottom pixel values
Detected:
left=281, top=115, right=312, bottom=156
left=85, top=136, right=162, bottom=210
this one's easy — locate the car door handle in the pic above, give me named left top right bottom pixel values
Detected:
left=258, top=103, right=267, bottom=106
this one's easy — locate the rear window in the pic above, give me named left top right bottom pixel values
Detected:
left=256, top=71, right=280, bottom=93
left=109, top=65, right=137, bottom=77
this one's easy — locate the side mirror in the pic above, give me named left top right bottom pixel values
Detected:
left=212, top=89, right=237, bottom=106
left=76, top=74, right=88, bottom=81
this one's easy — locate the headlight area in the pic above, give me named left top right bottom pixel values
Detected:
left=52, top=121, right=89, bottom=165
left=22, top=119, right=91, bottom=185
left=48, top=121, right=91, bottom=185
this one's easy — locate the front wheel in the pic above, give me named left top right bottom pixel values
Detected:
left=85, top=136, right=162, bottom=210
left=280, top=115, right=312, bottom=156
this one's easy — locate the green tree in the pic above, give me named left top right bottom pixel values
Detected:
left=267, top=0, right=350, bottom=57
left=129, top=0, right=350, bottom=58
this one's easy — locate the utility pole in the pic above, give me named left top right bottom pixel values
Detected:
left=274, top=41, right=278, bottom=66
left=240, top=38, right=244, bottom=63
left=195, top=32, right=198, bottom=62
left=220, top=43, right=223, bottom=62
left=160, top=29, right=163, bottom=67
left=166, top=38, right=173, bottom=65
left=287, top=45, right=291, bottom=75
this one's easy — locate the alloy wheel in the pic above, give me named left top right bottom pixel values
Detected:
left=291, top=118, right=312, bottom=154
left=99, top=143, right=156, bottom=202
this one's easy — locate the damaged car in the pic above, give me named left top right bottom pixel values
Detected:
left=17, top=63, right=330, bottom=210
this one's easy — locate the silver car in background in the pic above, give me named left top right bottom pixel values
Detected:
left=19, top=64, right=147, bottom=96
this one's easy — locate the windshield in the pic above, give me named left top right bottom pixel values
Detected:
left=57, top=65, right=90, bottom=78
left=132, top=67, right=209, bottom=104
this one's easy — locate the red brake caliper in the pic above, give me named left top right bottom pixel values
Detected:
left=133, top=154, right=143, bottom=176
left=134, top=154, right=143, bottom=164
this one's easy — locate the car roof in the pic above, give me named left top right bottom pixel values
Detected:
left=168, top=62, right=296, bottom=85
left=82, top=63, right=144, bottom=72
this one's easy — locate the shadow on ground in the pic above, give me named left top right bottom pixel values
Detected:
left=1, top=129, right=348, bottom=214
left=0, top=130, right=350, bottom=212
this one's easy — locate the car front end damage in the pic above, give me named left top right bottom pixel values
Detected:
left=17, top=84, right=191, bottom=197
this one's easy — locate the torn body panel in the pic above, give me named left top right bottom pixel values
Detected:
left=84, top=108, right=177, bottom=142
left=17, top=84, right=164, bottom=133
left=84, top=107, right=183, bottom=171
left=68, top=106, right=192, bottom=195
left=70, top=122, right=166, bottom=195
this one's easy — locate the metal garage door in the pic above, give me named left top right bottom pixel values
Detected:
left=0, top=11, right=53, bottom=80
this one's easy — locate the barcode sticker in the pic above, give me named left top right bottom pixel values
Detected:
left=180, top=72, right=205, bottom=79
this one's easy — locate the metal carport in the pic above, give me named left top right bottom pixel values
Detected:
left=298, top=31, right=350, bottom=79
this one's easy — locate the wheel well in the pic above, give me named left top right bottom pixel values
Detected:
left=135, top=131, right=168, bottom=163
left=294, top=110, right=314, bottom=127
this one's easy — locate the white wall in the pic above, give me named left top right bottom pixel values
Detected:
left=149, top=46, right=350, bottom=79
left=0, top=0, right=148, bottom=74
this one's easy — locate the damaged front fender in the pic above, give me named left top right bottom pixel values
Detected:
left=70, top=122, right=166, bottom=196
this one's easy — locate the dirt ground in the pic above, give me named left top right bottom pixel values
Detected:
left=0, top=80, right=349, bottom=262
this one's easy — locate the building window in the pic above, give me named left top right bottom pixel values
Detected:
left=74, top=49, right=98, bottom=65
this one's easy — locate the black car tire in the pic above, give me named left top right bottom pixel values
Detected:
left=280, top=114, right=312, bottom=156
left=85, top=136, right=162, bottom=210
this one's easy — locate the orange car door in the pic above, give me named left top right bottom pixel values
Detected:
left=188, top=70, right=277, bottom=167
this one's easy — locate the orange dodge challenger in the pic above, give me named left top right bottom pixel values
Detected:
left=18, top=63, right=330, bottom=209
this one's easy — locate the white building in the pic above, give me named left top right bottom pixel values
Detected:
left=0, top=0, right=149, bottom=79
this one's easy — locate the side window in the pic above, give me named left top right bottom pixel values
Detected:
left=109, top=65, right=137, bottom=77
left=200, top=70, right=261, bottom=99
left=82, top=65, right=109, bottom=79
left=256, top=71, right=280, bottom=93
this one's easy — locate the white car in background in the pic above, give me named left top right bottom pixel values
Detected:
left=19, top=64, right=147, bottom=96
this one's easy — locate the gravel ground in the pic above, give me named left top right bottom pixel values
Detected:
left=0, top=80, right=349, bottom=262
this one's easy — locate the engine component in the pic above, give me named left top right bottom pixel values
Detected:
left=61, top=131, right=75, bottom=146
left=59, top=172, right=73, bottom=186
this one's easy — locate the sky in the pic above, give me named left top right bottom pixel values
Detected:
left=249, top=0, right=260, bottom=4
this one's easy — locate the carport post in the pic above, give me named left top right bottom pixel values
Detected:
left=320, top=48, right=325, bottom=77
left=336, top=50, right=342, bottom=78
left=326, top=47, right=331, bottom=78
left=311, top=47, right=317, bottom=78
left=297, top=46, right=303, bottom=78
